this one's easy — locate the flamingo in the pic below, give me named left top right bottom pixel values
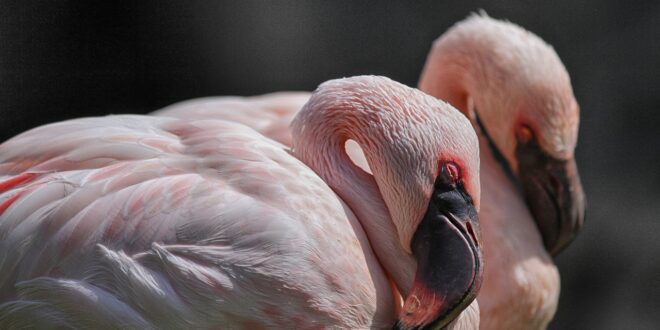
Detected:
left=418, top=14, right=586, bottom=329
left=155, top=13, right=587, bottom=329
left=0, top=76, right=483, bottom=329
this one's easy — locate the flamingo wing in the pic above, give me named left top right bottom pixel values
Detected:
left=0, top=115, right=386, bottom=328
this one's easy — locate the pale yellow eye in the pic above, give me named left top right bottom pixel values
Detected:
left=517, top=125, right=534, bottom=144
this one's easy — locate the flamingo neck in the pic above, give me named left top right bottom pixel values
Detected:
left=476, top=133, right=559, bottom=328
left=290, top=97, right=416, bottom=298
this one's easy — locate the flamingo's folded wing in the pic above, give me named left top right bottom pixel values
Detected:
left=0, top=114, right=382, bottom=328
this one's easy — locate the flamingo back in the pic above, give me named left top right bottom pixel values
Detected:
left=0, top=115, right=391, bottom=328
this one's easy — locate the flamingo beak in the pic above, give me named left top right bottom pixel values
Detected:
left=516, top=139, right=587, bottom=256
left=394, top=180, right=483, bottom=330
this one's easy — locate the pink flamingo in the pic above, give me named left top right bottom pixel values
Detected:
left=156, top=13, right=587, bottom=329
left=419, top=14, right=586, bottom=329
left=0, top=76, right=483, bottom=329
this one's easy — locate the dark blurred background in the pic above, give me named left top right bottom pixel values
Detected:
left=1, top=1, right=659, bottom=328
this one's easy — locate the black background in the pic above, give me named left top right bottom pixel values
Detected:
left=1, top=1, right=659, bottom=328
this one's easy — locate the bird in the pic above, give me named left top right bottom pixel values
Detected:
left=0, top=76, right=483, bottom=329
left=154, top=13, right=587, bottom=330
left=418, top=13, right=586, bottom=329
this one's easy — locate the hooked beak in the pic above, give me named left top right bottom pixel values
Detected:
left=394, top=180, right=483, bottom=329
left=516, top=139, right=587, bottom=256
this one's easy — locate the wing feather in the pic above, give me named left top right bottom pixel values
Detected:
left=0, top=114, right=388, bottom=327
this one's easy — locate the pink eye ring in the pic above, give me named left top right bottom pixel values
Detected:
left=439, top=161, right=460, bottom=184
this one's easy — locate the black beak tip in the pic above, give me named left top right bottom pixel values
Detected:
left=516, top=141, right=587, bottom=257
left=547, top=199, right=586, bottom=256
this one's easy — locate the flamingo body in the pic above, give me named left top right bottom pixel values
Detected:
left=0, top=76, right=483, bottom=329
left=0, top=115, right=391, bottom=328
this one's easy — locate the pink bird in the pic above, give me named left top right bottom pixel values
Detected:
left=419, top=14, right=586, bottom=329
left=155, top=13, right=587, bottom=330
left=0, top=76, right=483, bottom=329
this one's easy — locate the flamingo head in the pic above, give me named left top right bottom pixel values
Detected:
left=462, top=14, right=587, bottom=256
left=368, top=83, right=484, bottom=329
left=507, top=85, right=586, bottom=256
left=419, top=13, right=586, bottom=256
left=293, top=76, right=483, bottom=328
left=393, top=160, right=484, bottom=330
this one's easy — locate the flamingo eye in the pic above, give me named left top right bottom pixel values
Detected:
left=517, top=125, right=534, bottom=144
left=438, top=161, right=460, bottom=186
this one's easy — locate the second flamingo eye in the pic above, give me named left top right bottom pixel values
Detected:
left=516, top=125, right=535, bottom=144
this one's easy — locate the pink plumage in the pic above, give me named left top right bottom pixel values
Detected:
left=154, top=13, right=586, bottom=330
left=0, top=76, right=482, bottom=329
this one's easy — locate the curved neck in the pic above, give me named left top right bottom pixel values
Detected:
left=418, top=44, right=472, bottom=119
left=290, top=97, right=416, bottom=296
left=419, top=39, right=511, bottom=167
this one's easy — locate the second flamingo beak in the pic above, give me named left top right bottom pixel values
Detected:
left=394, top=176, right=483, bottom=330
left=516, top=139, right=587, bottom=256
